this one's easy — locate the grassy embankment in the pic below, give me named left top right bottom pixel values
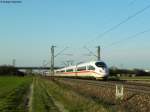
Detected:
left=31, top=77, right=60, bottom=112
left=119, top=76, right=150, bottom=81
left=0, top=76, right=32, bottom=112
left=0, top=76, right=110, bottom=112
left=31, top=77, right=109, bottom=112
left=108, top=75, right=150, bottom=81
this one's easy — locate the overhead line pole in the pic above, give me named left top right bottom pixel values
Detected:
left=12, top=59, right=16, bottom=67
left=50, top=45, right=68, bottom=79
left=50, top=45, right=56, bottom=78
left=97, top=46, right=100, bottom=61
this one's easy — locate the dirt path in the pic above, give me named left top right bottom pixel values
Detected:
left=28, top=79, right=34, bottom=112
left=30, top=77, right=69, bottom=112
left=40, top=79, right=68, bottom=112
left=45, top=89, right=69, bottom=112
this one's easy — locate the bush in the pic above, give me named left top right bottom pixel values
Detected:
left=0, top=65, right=25, bottom=76
left=109, top=68, right=150, bottom=76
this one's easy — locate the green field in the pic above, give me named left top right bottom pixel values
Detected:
left=0, top=76, right=32, bottom=112
left=108, top=75, right=150, bottom=81
left=119, top=76, right=150, bottom=81
left=31, top=77, right=109, bottom=112
left=0, top=76, right=110, bottom=112
left=1, top=76, right=150, bottom=112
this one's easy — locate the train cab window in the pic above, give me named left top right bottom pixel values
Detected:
left=77, top=66, right=86, bottom=71
left=66, top=69, right=73, bottom=72
left=88, top=65, right=95, bottom=70
left=95, top=62, right=106, bottom=67
left=60, top=70, right=65, bottom=72
left=56, top=71, right=61, bottom=73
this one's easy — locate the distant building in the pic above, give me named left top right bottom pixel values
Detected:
left=145, top=70, right=150, bottom=72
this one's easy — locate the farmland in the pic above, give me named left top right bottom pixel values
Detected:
left=0, top=76, right=110, bottom=112
left=0, top=76, right=32, bottom=112
left=31, top=77, right=109, bottom=112
left=1, top=76, right=149, bottom=112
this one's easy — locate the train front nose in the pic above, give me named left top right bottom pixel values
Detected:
left=100, top=68, right=109, bottom=77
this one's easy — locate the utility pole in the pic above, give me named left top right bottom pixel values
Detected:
left=50, top=45, right=56, bottom=78
left=97, top=46, right=101, bottom=61
left=49, top=45, right=68, bottom=78
left=12, top=59, right=16, bottom=67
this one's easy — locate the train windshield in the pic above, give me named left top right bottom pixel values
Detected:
left=95, top=62, right=106, bottom=68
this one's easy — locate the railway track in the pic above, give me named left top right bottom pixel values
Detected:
left=57, top=78, right=150, bottom=94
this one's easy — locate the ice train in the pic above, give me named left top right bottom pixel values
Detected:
left=55, top=61, right=109, bottom=79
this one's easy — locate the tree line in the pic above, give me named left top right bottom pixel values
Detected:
left=109, top=68, right=150, bottom=77
left=0, top=65, right=25, bottom=76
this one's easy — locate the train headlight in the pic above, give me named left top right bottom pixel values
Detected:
left=99, top=70, right=103, bottom=73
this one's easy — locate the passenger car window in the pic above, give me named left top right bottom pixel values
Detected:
left=77, top=66, right=86, bottom=71
left=66, top=69, right=73, bottom=72
left=88, top=66, right=95, bottom=70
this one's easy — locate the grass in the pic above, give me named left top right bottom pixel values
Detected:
left=31, top=77, right=59, bottom=112
left=34, top=77, right=109, bottom=112
left=56, top=77, right=150, bottom=112
left=0, top=76, right=32, bottom=112
left=108, top=75, right=150, bottom=81
left=119, top=76, right=150, bottom=81
left=55, top=78, right=115, bottom=111
left=0, top=76, right=111, bottom=112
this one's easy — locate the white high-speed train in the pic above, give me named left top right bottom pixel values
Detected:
left=55, top=61, right=109, bottom=79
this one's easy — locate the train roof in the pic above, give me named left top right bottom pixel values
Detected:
left=55, top=60, right=106, bottom=71
left=77, top=60, right=106, bottom=66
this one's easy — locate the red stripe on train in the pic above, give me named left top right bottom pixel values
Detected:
left=60, top=70, right=100, bottom=75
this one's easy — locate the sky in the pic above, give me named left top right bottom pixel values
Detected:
left=0, top=0, right=150, bottom=69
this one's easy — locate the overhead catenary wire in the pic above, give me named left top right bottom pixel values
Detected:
left=96, top=4, right=150, bottom=39
left=43, top=61, right=50, bottom=67
left=83, top=46, right=97, bottom=58
left=54, top=46, right=69, bottom=57
left=104, top=28, right=150, bottom=49
left=85, top=4, right=150, bottom=46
